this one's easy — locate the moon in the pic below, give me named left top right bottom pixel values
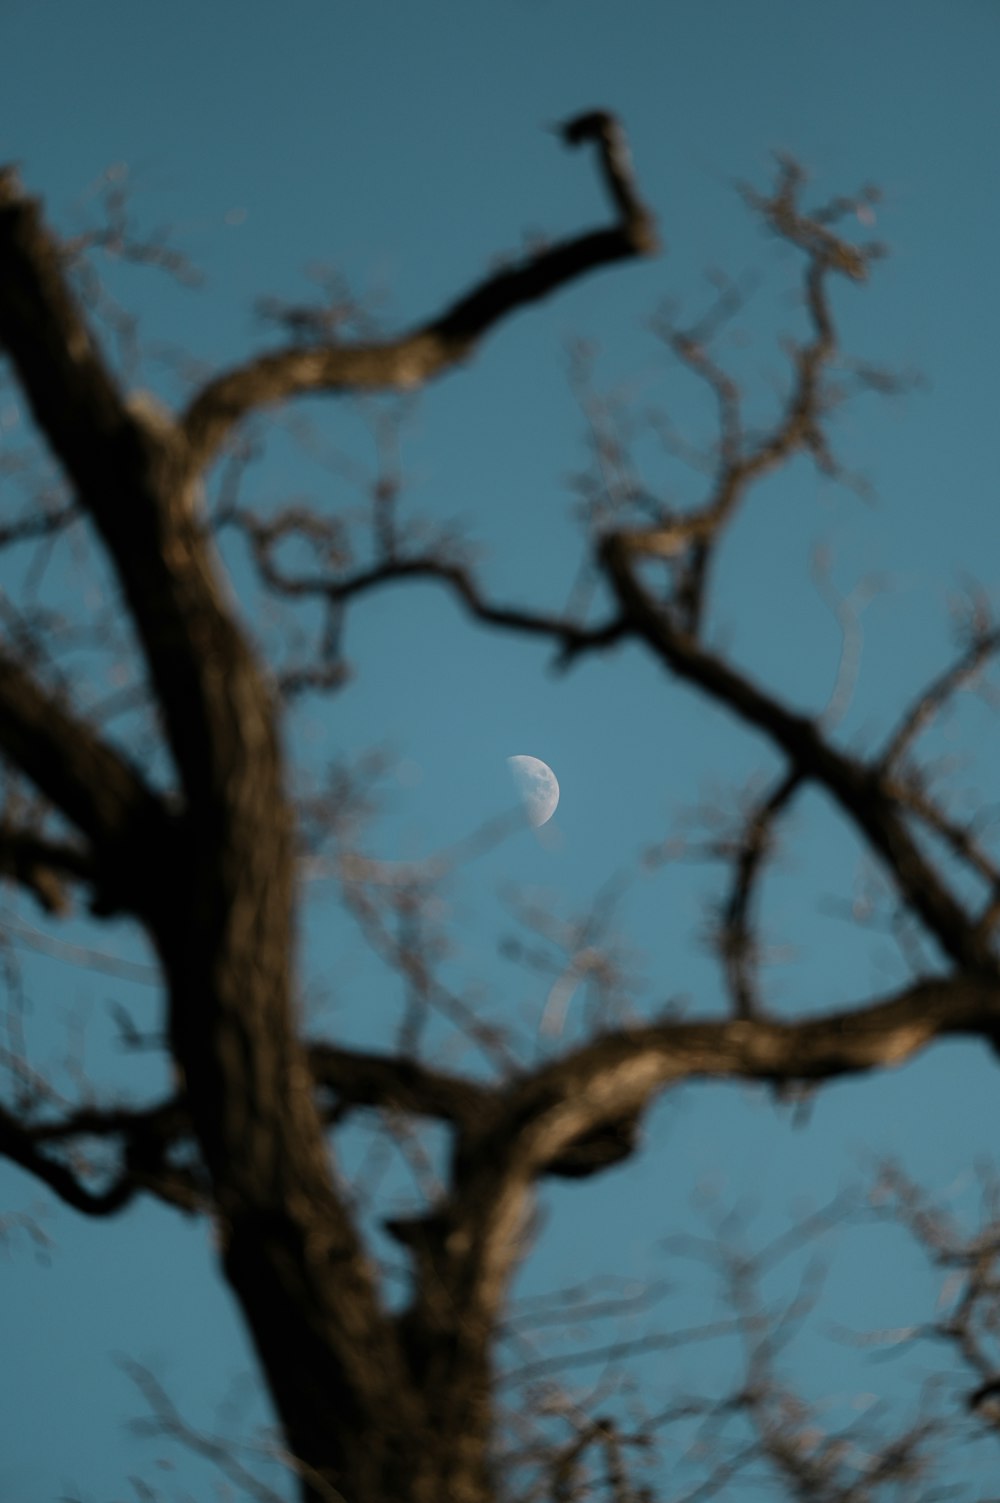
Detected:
left=507, top=755, right=560, bottom=828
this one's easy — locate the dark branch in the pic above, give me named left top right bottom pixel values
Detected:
left=619, top=167, right=877, bottom=635
left=600, top=534, right=995, bottom=974
left=0, top=645, right=165, bottom=862
left=716, top=769, right=804, bottom=1019
left=0, top=1102, right=136, bottom=1216
left=308, top=1044, right=489, bottom=1127
left=880, top=621, right=1000, bottom=770
left=224, top=514, right=629, bottom=674
left=0, top=823, right=96, bottom=914
left=391, top=973, right=1000, bottom=1374
left=181, top=113, right=657, bottom=471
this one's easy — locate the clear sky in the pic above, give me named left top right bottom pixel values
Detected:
left=1, top=2, right=999, bottom=1498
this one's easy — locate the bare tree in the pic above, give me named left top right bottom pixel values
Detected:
left=2, top=113, right=999, bottom=1503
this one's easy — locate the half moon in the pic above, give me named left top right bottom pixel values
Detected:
left=507, top=755, right=560, bottom=828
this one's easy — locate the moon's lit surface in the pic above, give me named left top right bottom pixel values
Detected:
left=507, top=754, right=560, bottom=827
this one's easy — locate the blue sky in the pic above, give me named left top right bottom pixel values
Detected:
left=1, top=2, right=999, bottom=1497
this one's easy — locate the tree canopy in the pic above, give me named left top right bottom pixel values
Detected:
left=2, top=9, right=1000, bottom=1501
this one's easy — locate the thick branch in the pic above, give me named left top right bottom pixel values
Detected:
left=11, top=1047, right=486, bottom=1161
left=182, top=112, right=657, bottom=471
left=0, top=1048, right=495, bottom=1224
left=2, top=164, right=419, bottom=1490
left=0, top=1040, right=671, bottom=1222
left=308, top=1043, right=489, bottom=1126
left=0, top=169, right=144, bottom=497
left=412, top=972, right=1000, bottom=1357
left=0, top=164, right=234, bottom=812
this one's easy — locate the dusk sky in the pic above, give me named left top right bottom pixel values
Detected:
left=1, top=3, right=999, bottom=1498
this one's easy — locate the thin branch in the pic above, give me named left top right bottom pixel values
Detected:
left=600, top=533, right=995, bottom=973
left=121, top=1360, right=301, bottom=1503
left=715, top=769, right=804, bottom=1019
left=613, top=164, right=880, bottom=639
left=229, top=525, right=628, bottom=670
left=880, top=623, right=1000, bottom=771
left=0, top=499, right=79, bottom=549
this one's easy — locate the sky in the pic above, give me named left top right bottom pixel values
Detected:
left=1, top=1, right=999, bottom=1498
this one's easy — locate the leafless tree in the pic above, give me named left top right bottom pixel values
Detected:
left=2, top=112, right=1000, bottom=1503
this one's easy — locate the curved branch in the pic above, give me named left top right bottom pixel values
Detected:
left=181, top=112, right=658, bottom=471
left=621, top=165, right=880, bottom=637
left=394, top=974, right=1000, bottom=1400
left=339, top=559, right=628, bottom=664
left=228, top=516, right=629, bottom=670
left=0, top=1102, right=136, bottom=1216
left=716, top=769, right=804, bottom=1019
left=0, top=824, right=95, bottom=914
left=600, top=533, right=995, bottom=973
left=0, top=1039, right=660, bottom=1224
left=10, top=973, right=996, bottom=1201
left=0, top=646, right=166, bottom=869
left=0, top=165, right=262, bottom=817
left=880, top=622, right=1000, bottom=771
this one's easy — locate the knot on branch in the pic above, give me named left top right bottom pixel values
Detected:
left=0, top=165, right=27, bottom=211
left=559, top=109, right=659, bottom=254
left=548, top=1111, right=642, bottom=1177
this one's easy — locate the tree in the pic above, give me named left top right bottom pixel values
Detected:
left=2, top=111, right=1000, bottom=1503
